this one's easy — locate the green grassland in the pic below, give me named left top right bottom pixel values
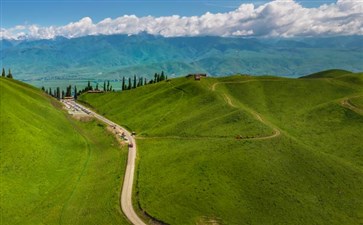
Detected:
left=80, top=70, right=363, bottom=225
left=0, top=78, right=129, bottom=225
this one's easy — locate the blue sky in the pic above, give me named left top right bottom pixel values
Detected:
left=2, top=0, right=361, bottom=40
left=1, top=0, right=337, bottom=28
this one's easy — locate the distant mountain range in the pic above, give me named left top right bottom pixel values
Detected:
left=1, top=34, right=363, bottom=83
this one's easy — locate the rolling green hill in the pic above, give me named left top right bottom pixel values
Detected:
left=0, top=78, right=129, bottom=224
left=79, top=71, right=363, bottom=225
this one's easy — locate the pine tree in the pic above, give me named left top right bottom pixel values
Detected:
left=103, top=81, right=106, bottom=91
left=154, top=73, right=157, bottom=83
left=107, top=80, right=110, bottom=91
left=56, top=87, right=60, bottom=100
left=49, top=88, right=52, bottom=96
left=61, top=90, right=65, bottom=99
left=7, top=69, right=13, bottom=79
left=144, top=78, right=147, bottom=85
left=66, top=85, right=72, bottom=97
left=41, top=86, right=45, bottom=92
left=128, top=77, right=132, bottom=90
left=160, top=71, right=165, bottom=81
left=1, top=68, right=5, bottom=77
left=133, top=75, right=137, bottom=89
left=95, top=83, right=99, bottom=91
left=156, top=73, right=160, bottom=82
left=122, top=77, right=125, bottom=91
left=87, top=81, right=91, bottom=91
left=74, top=86, right=78, bottom=100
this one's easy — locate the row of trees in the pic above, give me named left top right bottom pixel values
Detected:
left=42, top=85, right=77, bottom=100
left=121, top=71, right=167, bottom=91
left=42, top=71, right=168, bottom=100
left=2, top=68, right=13, bottom=79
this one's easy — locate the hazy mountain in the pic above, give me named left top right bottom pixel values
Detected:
left=1, top=35, right=362, bottom=83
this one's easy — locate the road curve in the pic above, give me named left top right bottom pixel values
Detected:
left=62, top=100, right=146, bottom=225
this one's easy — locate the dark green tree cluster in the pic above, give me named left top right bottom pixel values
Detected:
left=121, top=71, right=167, bottom=91
left=103, top=80, right=113, bottom=92
left=2, top=68, right=13, bottom=79
left=121, top=75, right=146, bottom=90
left=150, top=71, right=167, bottom=84
left=42, top=85, right=76, bottom=100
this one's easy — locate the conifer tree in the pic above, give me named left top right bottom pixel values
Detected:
left=128, top=77, right=132, bottom=90
left=103, top=81, right=106, bottom=91
left=154, top=73, right=157, bottom=83
left=144, top=78, right=147, bottom=85
left=122, top=77, right=125, bottom=91
left=160, top=71, right=165, bottom=81
left=1, top=68, right=5, bottom=77
left=107, top=80, right=110, bottom=91
left=133, top=75, right=137, bottom=89
left=157, top=73, right=160, bottom=82
left=74, top=86, right=78, bottom=100
left=56, top=87, right=60, bottom=100
left=95, top=83, right=99, bottom=91
left=7, top=69, right=13, bottom=79
left=61, top=90, right=65, bottom=99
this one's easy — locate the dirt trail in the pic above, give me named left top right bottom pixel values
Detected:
left=340, top=96, right=363, bottom=115
left=213, top=81, right=281, bottom=140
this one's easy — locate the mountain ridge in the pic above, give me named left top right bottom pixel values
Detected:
left=2, top=35, right=363, bottom=86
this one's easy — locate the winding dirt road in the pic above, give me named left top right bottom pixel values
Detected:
left=62, top=100, right=146, bottom=225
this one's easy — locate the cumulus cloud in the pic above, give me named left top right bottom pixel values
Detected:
left=1, top=0, right=362, bottom=40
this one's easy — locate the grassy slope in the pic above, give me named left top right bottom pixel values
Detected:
left=0, top=78, right=129, bottom=225
left=79, top=72, right=363, bottom=225
left=80, top=78, right=272, bottom=138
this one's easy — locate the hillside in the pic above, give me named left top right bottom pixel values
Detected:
left=79, top=71, right=363, bottom=225
left=0, top=78, right=129, bottom=224
left=2, top=35, right=363, bottom=90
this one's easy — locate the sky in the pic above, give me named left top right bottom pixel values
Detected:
left=1, top=0, right=362, bottom=39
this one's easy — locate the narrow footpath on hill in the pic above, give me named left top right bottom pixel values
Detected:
left=212, top=80, right=281, bottom=140
left=61, top=100, right=146, bottom=225
left=341, top=96, right=363, bottom=115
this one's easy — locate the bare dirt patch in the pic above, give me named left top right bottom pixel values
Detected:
left=196, top=216, right=223, bottom=225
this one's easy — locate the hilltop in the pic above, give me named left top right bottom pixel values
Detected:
left=79, top=71, right=363, bottom=225
left=0, top=78, right=129, bottom=224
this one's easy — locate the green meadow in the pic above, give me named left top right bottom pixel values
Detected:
left=80, top=70, right=363, bottom=225
left=0, top=78, right=129, bottom=225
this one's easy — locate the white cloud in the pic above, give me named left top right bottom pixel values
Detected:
left=1, top=0, right=362, bottom=40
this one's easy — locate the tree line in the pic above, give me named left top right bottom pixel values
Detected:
left=42, top=71, right=168, bottom=100
left=2, top=68, right=13, bottom=79
left=121, top=71, right=167, bottom=90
